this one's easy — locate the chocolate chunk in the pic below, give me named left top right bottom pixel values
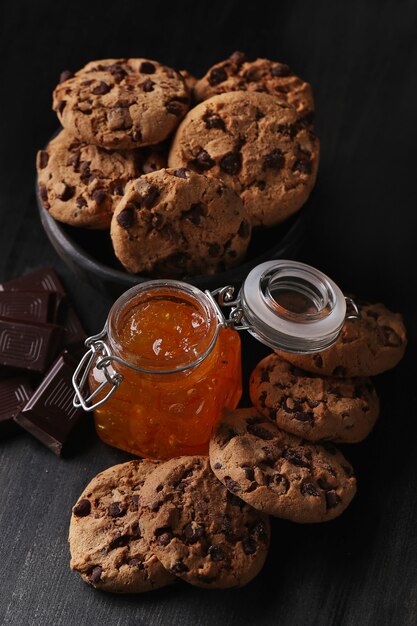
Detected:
left=139, top=61, right=156, bottom=74
left=131, top=494, right=140, bottom=510
left=183, top=523, right=205, bottom=544
left=263, top=148, right=285, bottom=171
left=258, top=390, right=267, bottom=408
left=208, top=67, right=227, bottom=86
left=0, top=317, right=62, bottom=373
left=184, top=203, right=207, bottom=225
left=0, top=291, right=55, bottom=324
left=266, top=473, right=290, bottom=493
left=293, top=158, right=312, bottom=174
left=109, top=65, right=127, bottom=83
left=88, top=566, right=103, bottom=584
left=108, top=502, right=125, bottom=517
left=244, top=67, right=259, bottom=82
left=155, top=527, right=174, bottom=546
left=271, top=64, right=291, bottom=77
left=224, top=477, right=240, bottom=493
left=229, top=51, right=247, bottom=66
left=172, top=168, right=189, bottom=179
left=378, top=325, right=402, bottom=347
left=131, top=129, right=142, bottom=142
left=301, top=482, right=319, bottom=497
left=242, top=466, right=255, bottom=481
left=141, top=79, right=154, bottom=92
left=251, top=520, right=269, bottom=543
left=325, top=490, right=341, bottom=509
left=92, top=189, right=107, bottom=204
left=220, top=152, right=242, bottom=175
left=126, top=557, right=143, bottom=568
left=109, top=533, right=130, bottom=549
left=75, top=197, right=86, bottom=209
left=190, top=149, right=215, bottom=172
left=203, top=112, right=226, bottom=130
left=213, top=462, right=222, bottom=470
left=92, top=81, right=111, bottom=95
left=260, top=369, right=270, bottom=383
left=117, top=207, right=135, bottom=229
left=255, top=108, right=265, bottom=120
left=208, top=545, right=225, bottom=561
left=141, top=185, right=160, bottom=209
left=14, top=352, right=85, bottom=455
left=166, top=100, right=184, bottom=116
left=73, top=499, right=91, bottom=517
left=282, top=448, right=311, bottom=468
left=39, top=150, right=49, bottom=169
left=313, top=354, right=323, bottom=368
left=238, top=220, right=250, bottom=238
left=58, top=184, right=75, bottom=201
left=208, top=243, right=221, bottom=257
left=171, top=560, right=189, bottom=573
left=59, top=70, right=74, bottom=83
left=0, top=376, right=32, bottom=427
left=247, top=423, right=275, bottom=440
left=242, top=538, right=257, bottom=555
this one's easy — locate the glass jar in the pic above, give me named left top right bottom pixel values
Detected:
left=73, top=260, right=359, bottom=460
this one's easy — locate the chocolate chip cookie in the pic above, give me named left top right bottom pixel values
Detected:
left=168, top=91, right=319, bottom=227
left=139, top=455, right=270, bottom=588
left=36, top=128, right=139, bottom=228
left=53, top=59, right=189, bottom=149
left=194, top=52, right=314, bottom=124
left=69, top=460, right=175, bottom=593
left=275, top=301, right=407, bottom=377
left=110, top=167, right=251, bottom=276
left=210, top=408, right=356, bottom=523
left=250, top=353, right=379, bottom=443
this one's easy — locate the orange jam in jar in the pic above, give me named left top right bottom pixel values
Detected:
left=88, top=281, right=242, bottom=459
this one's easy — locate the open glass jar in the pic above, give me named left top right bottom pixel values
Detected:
left=73, top=261, right=359, bottom=460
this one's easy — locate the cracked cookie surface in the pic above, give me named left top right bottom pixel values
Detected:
left=194, top=52, right=314, bottom=123
left=250, top=353, right=379, bottom=443
left=210, top=408, right=356, bottom=523
left=139, top=455, right=270, bottom=588
left=168, top=91, right=319, bottom=226
left=110, top=167, right=251, bottom=276
left=53, top=58, right=190, bottom=149
left=69, top=460, right=175, bottom=593
left=275, top=301, right=407, bottom=377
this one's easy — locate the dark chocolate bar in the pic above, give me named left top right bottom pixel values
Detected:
left=0, top=291, right=55, bottom=323
left=0, top=317, right=63, bottom=373
left=0, top=267, right=66, bottom=295
left=14, top=352, right=85, bottom=455
left=0, top=376, right=33, bottom=426
left=58, top=304, right=87, bottom=354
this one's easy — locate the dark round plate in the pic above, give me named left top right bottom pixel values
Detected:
left=37, top=177, right=314, bottom=298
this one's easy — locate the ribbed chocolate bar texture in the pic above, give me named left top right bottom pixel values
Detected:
left=0, top=267, right=66, bottom=295
left=0, top=317, right=63, bottom=373
left=14, top=352, right=85, bottom=455
left=0, top=377, right=33, bottom=426
left=0, top=291, right=55, bottom=323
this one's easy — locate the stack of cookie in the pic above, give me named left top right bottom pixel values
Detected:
left=36, top=53, right=319, bottom=278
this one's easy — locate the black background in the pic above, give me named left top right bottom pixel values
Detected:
left=0, top=1, right=416, bottom=625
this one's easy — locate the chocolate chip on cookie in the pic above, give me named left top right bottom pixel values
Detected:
left=250, top=353, right=380, bottom=443
left=110, top=168, right=251, bottom=276
left=275, top=300, right=407, bottom=377
left=69, top=460, right=175, bottom=593
left=139, top=456, right=270, bottom=588
left=53, top=58, right=190, bottom=149
left=210, top=408, right=356, bottom=523
left=168, top=91, right=319, bottom=227
left=194, top=53, right=314, bottom=125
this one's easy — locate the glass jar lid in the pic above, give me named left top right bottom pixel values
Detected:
left=237, top=260, right=348, bottom=353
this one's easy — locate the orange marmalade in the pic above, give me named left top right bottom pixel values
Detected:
left=88, top=281, right=242, bottom=459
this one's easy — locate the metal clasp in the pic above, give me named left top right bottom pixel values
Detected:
left=208, top=286, right=250, bottom=331
left=344, top=297, right=361, bottom=321
left=72, top=327, right=123, bottom=412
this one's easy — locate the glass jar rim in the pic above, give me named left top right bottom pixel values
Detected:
left=106, top=279, right=220, bottom=373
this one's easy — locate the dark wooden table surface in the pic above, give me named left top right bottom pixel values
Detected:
left=1, top=1, right=416, bottom=625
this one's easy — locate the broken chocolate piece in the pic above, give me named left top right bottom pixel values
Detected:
left=0, top=376, right=33, bottom=427
left=0, top=317, right=63, bottom=373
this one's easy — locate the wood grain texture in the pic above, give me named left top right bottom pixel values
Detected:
left=0, top=1, right=416, bottom=625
